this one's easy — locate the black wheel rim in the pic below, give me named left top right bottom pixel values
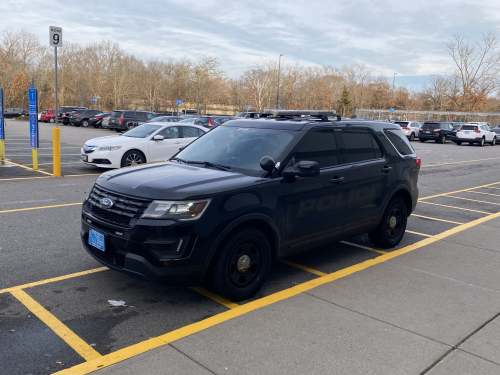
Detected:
left=386, top=207, right=403, bottom=239
left=228, top=242, right=261, bottom=288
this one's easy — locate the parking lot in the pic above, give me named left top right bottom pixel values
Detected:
left=2, top=117, right=500, bottom=375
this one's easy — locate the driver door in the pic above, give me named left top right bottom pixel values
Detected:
left=148, top=126, right=182, bottom=161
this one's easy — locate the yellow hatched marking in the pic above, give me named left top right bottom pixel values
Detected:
left=447, top=195, right=500, bottom=206
left=190, top=287, right=239, bottom=309
left=418, top=201, right=491, bottom=214
left=278, top=259, right=327, bottom=277
left=421, top=157, right=500, bottom=168
left=340, top=241, right=388, bottom=255
left=406, top=230, right=433, bottom=238
left=411, top=214, right=464, bottom=225
left=0, top=203, right=81, bottom=214
left=419, top=182, right=500, bottom=201
left=11, top=290, right=101, bottom=361
left=2, top=160, right=52, bottom=176
left=468, top=191, right=500, bottom=198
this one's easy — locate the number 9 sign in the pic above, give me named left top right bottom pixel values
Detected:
left=49, top=26, right=63, bottom=47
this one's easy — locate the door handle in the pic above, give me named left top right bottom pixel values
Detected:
left=381, top=166, right=392, bottom=173
left=174, top=141, right=182, bottom=144
left=330, top=176, right=345, bottom=184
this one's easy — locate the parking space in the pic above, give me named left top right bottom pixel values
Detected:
left=1, top=129, right=500, bottom=375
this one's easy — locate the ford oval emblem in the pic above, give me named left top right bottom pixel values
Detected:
left=100, top=198, right=114, bottom=209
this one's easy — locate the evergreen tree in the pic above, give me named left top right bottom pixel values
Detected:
left=339, top=85, right=351, bottom=117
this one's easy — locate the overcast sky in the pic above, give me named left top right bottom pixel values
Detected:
left=1, top=0, right=499, bottom=85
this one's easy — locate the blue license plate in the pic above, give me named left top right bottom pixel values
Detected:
left=89, top=229, right=105, bottom=251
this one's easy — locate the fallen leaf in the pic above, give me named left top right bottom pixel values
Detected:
left=9, top=329, right=15, bottom=333
left=56, top=361, right=63, bottom=365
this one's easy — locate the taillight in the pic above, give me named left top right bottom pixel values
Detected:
left=419, top=128, right=423, bottom=131
left=62, top=112, right=66, bottom=116
left=402, top=127, right=409, bottom=130
left=433, top=128, right=441, bottom=132
left=474, top=130, right=481, bottom=133
left=75, top=114, right=79, bottom=117
left=415, top=158, right=421, bottom=169
left=457, top=129, right=461, bottom=132
left=208, top=117, right=215, bottom=127
left=96, top=117, right=102, bottom=120
left=119, top=118, right=123, bottom=123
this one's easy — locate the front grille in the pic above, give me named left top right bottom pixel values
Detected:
left=86, top=185, right=151, bottom=227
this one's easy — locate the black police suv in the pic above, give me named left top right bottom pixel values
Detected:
left=419, top=122, right=457, bottom=143
left=81, top=110, right=420, bottom=301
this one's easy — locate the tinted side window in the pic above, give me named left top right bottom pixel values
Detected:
left=137, top=112, right=148, bottom=120
left=124, top=111, right=135, bottom=118
left=157, top=126, right=179, bottom=139
left=182, top=126, right=200, bottom=138
left=197, top=129, right=205, bottom=137
left=384, top=129, right=414, bottom=155
left=343, top=129, right=382, bottom=163
left=294, top=129, right=338, bottom=168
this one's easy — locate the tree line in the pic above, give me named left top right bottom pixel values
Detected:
left=1, top=28, right=499, bottom=116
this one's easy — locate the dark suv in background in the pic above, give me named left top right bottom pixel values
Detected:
left=419, top=122, right=456, bottom=143
left=108, top=110, right=156, bottom=131
left=58, top=106, right=87, bottom=124
left=81, top=110, right=420, bottom=301
left=69, top=109, right=103, bottom=127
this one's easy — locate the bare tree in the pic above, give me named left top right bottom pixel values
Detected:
left=183, top=55, right=221, bottom=114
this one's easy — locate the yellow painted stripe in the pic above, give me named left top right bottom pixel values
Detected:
left=278, top=259, right=327, bottom=276
left=3, top=160, right=52, bottom=176
left=421, top=157, right=500, bottom=168
left=190, top=287, right=240, bottom=309
left=468, top=191, right=500, bottom=198
left=0, top=173, right=100, bottom=181
left=411, top=214, right=464, bottom=225
left=0, top=267, right=108, bottom=294
left=5, top=147, right=82, bottom=149
left=447, top=195, right=500, bottom=206
left=340, top=240, right=388, bottom=255
left=11, top=289, right=101, bottom=361
left=419, top=182, right=500, bottom=201
left=53, top=211, right=500, bottom=375
left=7, top=153, right=81, bottom=156
left=418, top=201, right=491, bottom=214
left=406, top=230, right=433, bottom=238
left=0, top=202, right=81, bottom=214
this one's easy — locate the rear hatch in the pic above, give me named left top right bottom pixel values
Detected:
left=458, top=125, right=479, bottom=137
left=395, top=121, right=410, bottom=129
left=421, top=122, right=443, bottom=134
left=108, top=111, right=123, bottom=126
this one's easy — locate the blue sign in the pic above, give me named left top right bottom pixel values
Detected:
left=28, top=88, right=38, bottom=148
left=93, top=98, right=97, bottom=102
left=277, top=104, right=280, bottom=108
left=0, top=88, right=4, bottom=140
left=390, top=108, right=395, bottom=112
left=176, top=99, right=182, bottom=105
left=246, top=105, right=250, bottom=110
left=378, top=111, right=382, bottom=114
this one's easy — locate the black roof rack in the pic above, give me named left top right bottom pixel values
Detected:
left=261, top=110, right=341, bottom=121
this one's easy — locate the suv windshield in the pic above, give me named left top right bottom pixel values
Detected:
left=175, top=126, right=296, bottom=175
left=122, top=124, right=162, bottom=138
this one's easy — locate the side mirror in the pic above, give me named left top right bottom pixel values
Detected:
left=260, top=156, right=276, bottom=172
left=153, top=135, right=164, bottom=141
left=282, top=160, right=320, bottom=178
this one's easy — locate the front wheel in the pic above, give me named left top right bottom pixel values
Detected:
left=208, top=228, right=271, bottom=301
left=439, top=135, right=446, bottom=144
left=49, top=118, right=55, bottom=123
left=456, top=141, right=462, bottom=145
left=368, top=198, right=408, bottom=248
left=126, top=122, right=135, bottom=130
left=81, top=120, right=89, bottom=127
left=120, top=150, right=145, bottom=167
left=409, top=133, right=415, bottom=142
left=490, top=137, right=496, bottom=146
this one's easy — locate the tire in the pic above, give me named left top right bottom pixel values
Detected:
left=479, top=137, right=485, bottom=147
left=368, top=198, right=408, bottom=248
left=469, top=142, right=474, bottom=145
left=419, top=139, right=426, bottom=143
left=439, top=135, right=446, bottom=144
left=120, top=149, right=145, bottom=167
left=409, top=133, right=415, bottom=142
left=81, top=120, right=89, bottom=127
left=126, top=122, right=135, bottom=131
left=456, top=141, right=462, bottom=145
left=208, top=228, right=271, bottom=301
left=115, top=129, right=122, bottom=132
left=49, top=118, right=55, bottom=123
left=490, top=137, right=496, bottom=146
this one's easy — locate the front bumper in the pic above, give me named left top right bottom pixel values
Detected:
left=80, top=148, right=121, bottom=168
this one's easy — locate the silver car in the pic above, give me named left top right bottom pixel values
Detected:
left=101, top=115, right=110, bottom=129
left=395, top=121, right=420, bottom=141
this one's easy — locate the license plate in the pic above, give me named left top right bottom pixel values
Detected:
left=81, top=154, right=88, bottom=162
left=464, top=131, right=470, bottom=134
left=426, top=131, right=430, bottom=133
left=89, top=229, right=105, bottom=251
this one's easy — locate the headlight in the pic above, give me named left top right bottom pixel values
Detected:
left=141, top=199, right=211, bottom=221
left=98, top=146, right=122, bottom=151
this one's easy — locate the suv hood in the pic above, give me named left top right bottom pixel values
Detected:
left=84, top=135, right=140, bottom=147
left=96, top=162, right=262, bottom=200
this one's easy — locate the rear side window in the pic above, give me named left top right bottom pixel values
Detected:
left=295, top=129, right=339, bottom=168
left=342, top=129, right=383, bottom=163
left=194, top=117, right=210, bottom=125
left=137, top=112, right=148, bottom=120
left=124, top=111, right=135, bottom=118
left=384, top=130, right=414, bottom=155
left=111, top=111, right=122, bottom=118
left=182, top=126, right=201, bottom=138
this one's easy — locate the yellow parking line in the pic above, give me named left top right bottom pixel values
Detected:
left=421, top=157, right=500, bottom=168
left=411, top=214, right=464, bottom=225
left=2, top=160, right=53, bottom=176
left=0, top=173, right=100, bottom=181
left=406, top=230, right=433, bottom=238
left=340, top=241, right=388, bottom=255
left=485, top=187, right=500, bottom=190
left=11, top=289, right=102, bottom=361
left=447, top=195, right=500, bottom=206
left=0, top=267, right=108, bottom=294
left=5, top=153, right=81, bottom=156
left=418, top=201, right=491, bottom=214
left=419, top=182, right=500, bottom=201
left=0, top=202, right=81, bottom=214
left=278, top=259, right=327, bottom=277
left=53, top=211, right=500, bottom=375
left=468, top=191, right=500, bottom=198
left=190, top=287, right=239, bottom=309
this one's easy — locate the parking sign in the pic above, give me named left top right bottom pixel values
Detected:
left=390, top=108, right=395, bottom=113
left=93, top=98, right=98, bottom=102
left=246, top=106, right=250, bottom=110
left=28, top=88, right=38, bottom=148
left=176, top=99, right=182, bottom=105
left=49, top=26, right=63, bottom=47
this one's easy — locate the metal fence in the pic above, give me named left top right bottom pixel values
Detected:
left=355, top=109, right=500, bottom=127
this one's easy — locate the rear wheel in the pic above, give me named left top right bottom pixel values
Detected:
left=81, top=120, right=89, bottom=127
left=120, top=150, right=145, bottom=167
left=49, top=118, right=55, bottom=123
left=409, top=133, right=415, bottom=142
left=126, top=122, right=135, bottom=130
left=368, top=198, right=408, bottom=248
left=208, top=228, right=271, bottom=301
left=479, top=137, right=485, bottom=147
left=456, top=141, right=462, bottom=145
left=490, top=137, right=496, bottom=146
left=439, top=135, right=446, bottom=144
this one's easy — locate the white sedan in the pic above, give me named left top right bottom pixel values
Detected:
left=80, top=122, right=207, bottom=168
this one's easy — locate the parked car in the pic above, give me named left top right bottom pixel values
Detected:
left=80, top=111, right=420, bottom=300
left=89, top=112, right=111, bottom=128
left=492, top=128, right=500, bottom=136
left=101, top=115, right=111, bottom=129
left=40, top=109, right=56, bottom=123
left=178, top=118, right=197, bottom=124
left=108, top=110, right=157, bottom=131
left=146, top=116, right=183, bottom=123
left=69, top=109, right=103, bottom=127
left=58, top=106, right=87, bottom=124
left=455, top=123, right=497, bottom=146
left=394, top=121, right=420, bottom=141
left=2, top=108, right=28, bottom=118
left=67, top=109, right=88, bottom=126
left=80, top=122, right=207, bottom=168
left=235, top=112, right=261, bottom=118
left=194, top=116, right=233, bottom=128
left=418, top=122, right=456, bottom=143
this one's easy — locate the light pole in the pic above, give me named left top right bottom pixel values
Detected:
left=276, top=54, right=283, bottom=109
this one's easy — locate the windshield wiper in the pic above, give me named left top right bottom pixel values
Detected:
left=170, top=157, right=188, bottom=164
left=183, top=160, right=231, bottom=171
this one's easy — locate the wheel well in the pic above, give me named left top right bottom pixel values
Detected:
left=391, top=189, right=412, bottom=216
left=122, top=149, right=147, bottom=163
left=215, top=219, right=279, bottom=261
